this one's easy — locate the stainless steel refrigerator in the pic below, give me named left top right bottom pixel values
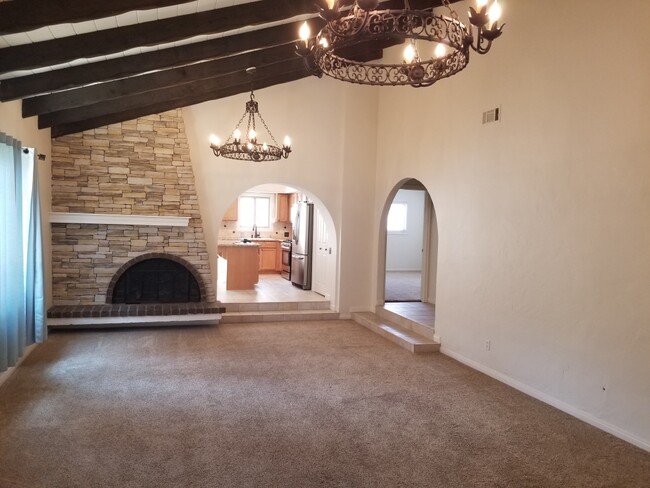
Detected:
left=291, top=201, right=314, bottom=289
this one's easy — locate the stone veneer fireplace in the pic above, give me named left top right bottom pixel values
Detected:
left=50, top=109, right=216, bottom=306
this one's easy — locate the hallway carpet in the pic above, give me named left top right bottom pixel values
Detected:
left=1, top=320, right=649, bottom=488
left=385, top=271, right=421, bottom=302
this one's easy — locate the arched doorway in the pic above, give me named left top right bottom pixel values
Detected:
left=218, top=183, right=339, bottom=310
left=377, top=179, right=438, bottom=311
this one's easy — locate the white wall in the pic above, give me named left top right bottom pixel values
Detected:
left=0, top=100, right=52, bottom=307
left=374, top=0, right=650, bottom=449
left=183, top=77, right=378, bottom=313
left=386, top=189, right=425, bottom=271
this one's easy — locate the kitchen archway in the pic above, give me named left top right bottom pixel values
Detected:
left=377, top=179, right=438, bottom=323
left=217, top=183, right=339, bottom=311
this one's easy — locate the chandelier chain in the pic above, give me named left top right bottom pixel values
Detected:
left=228, top=111, right=248, bottom=143
left=442, top=0, right=459, bottom=21
left=257, top=112, right=280, bottom=148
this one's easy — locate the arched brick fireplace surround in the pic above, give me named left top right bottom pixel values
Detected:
left=106, top=253, right=208, bottom=304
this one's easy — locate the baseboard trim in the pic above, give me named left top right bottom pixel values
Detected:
left=441, top=346, right=650, bottom=453
left=0, top=343, right=39, bottom=389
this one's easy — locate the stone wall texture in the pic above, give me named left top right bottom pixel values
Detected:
left=50, top=110, right=215, bottom=305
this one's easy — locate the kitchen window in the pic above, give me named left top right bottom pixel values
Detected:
left=238, top=195, right=271, bottom=228
left=387, top=202, right=408, bottom=233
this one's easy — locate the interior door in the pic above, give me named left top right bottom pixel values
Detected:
left=312, top=207, right=331, bottom=299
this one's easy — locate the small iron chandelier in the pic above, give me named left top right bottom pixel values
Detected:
left=296, top=0, right=504, bottom=87
left=209, top=84, right=291, bottom=162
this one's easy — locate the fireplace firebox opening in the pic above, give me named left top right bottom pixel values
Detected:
left=107, top=254, right=206, bottom=304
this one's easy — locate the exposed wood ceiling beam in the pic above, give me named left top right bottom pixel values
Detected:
left=42, top=59, right=309, bottom=130
left=24, top=43, right=300, bottom=117
left=48, top=45, right=385, bottom=137
left=0, top=0, right=446, bottom=76
left=51, top=69, right=310, bottom=139
left=0, top=0, right=318, bottom=75
left=35, top=40, right=398, bottom=122
left=1, top=20, right=322, bottom=102
left=52, top=48, right=382, bottom=137
left=3, top=0, right=455, bottom=135
left=0, top=0, right=197, bottom=35
left=50, top=64, right=310, bottom=138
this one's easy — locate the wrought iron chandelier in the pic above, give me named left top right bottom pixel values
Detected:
left=209, top=85, right=291, bottom=162
left=296, top=0, right=504, bottom=87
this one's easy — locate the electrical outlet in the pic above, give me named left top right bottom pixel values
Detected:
left=485, top=340, right=491, bottom=351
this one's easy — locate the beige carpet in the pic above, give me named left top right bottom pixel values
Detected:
left=385, top=271, right=422, bottom=302
left=1, top=320, right=649, bottom=488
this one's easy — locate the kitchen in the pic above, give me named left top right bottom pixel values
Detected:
left=217, top=184, right=317, bottom=295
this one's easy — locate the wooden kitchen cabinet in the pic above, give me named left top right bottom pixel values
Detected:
left=276, top=193, right=290, bottom=222
left=258, top=240, right=282, bottom=273
left=218, top=244, right=259, bottom=290
left=289, top=193, right=298, bottom=213
left=223, top=199, right=238, bottom=221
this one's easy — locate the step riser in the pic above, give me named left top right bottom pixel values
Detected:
left=376, top=306, right=435, bottom=339
left=353, top=313, right=416, bottom=353
left=223, top=301, right=331, bottom=313
left=352, top=312, right=440, bottom=354
left=221, top=312, right=339, bottom=324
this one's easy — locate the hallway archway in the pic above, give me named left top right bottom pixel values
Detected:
left=377, top=178, right=438, bottom=308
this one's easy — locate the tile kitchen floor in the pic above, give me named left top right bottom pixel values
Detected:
left=217, top=273, right=328, bottom=303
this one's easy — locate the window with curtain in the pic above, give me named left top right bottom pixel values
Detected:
left=0, top=133, right=45, bottom=373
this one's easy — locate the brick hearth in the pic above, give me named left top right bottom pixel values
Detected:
left=47, top=302, right=225, bottom=319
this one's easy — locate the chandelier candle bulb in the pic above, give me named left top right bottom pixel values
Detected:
left=299, top=22, right=311, bottom=48
left=488, top=1, right=502, bottom=23
left=283, top=136, right=291, bottom=149
left=209, top=135, right=220, bottom=147
left=233, top=129, right=241, bottom=143
left=249, top=129, right=257, bottom=143
left=404, top=43, right=416, bottom=64
left=435, top=43, right=446, bottom=59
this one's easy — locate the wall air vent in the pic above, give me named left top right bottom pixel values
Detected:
left=482, top=107, right=501, bottom=124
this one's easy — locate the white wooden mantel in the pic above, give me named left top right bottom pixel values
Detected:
left=49, top=212, right=190, bottom=227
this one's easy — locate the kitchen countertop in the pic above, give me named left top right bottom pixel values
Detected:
left=218, top=242, right=260, bottom=247
left=218, top=238, right=285, bottom=246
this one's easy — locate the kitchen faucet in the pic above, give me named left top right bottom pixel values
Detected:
left=252, top=224, right=260, bottom=238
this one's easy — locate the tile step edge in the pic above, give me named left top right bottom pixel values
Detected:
left=352, top=312, right=440, bottom=354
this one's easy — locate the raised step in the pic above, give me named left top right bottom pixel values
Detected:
left=352, top=312, right=440, bottom=354
left=376, top=305, right=435, bottom=339
left=219, top=300, right=337, bottom=323
left=221, top=300, right=331, bottom=313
